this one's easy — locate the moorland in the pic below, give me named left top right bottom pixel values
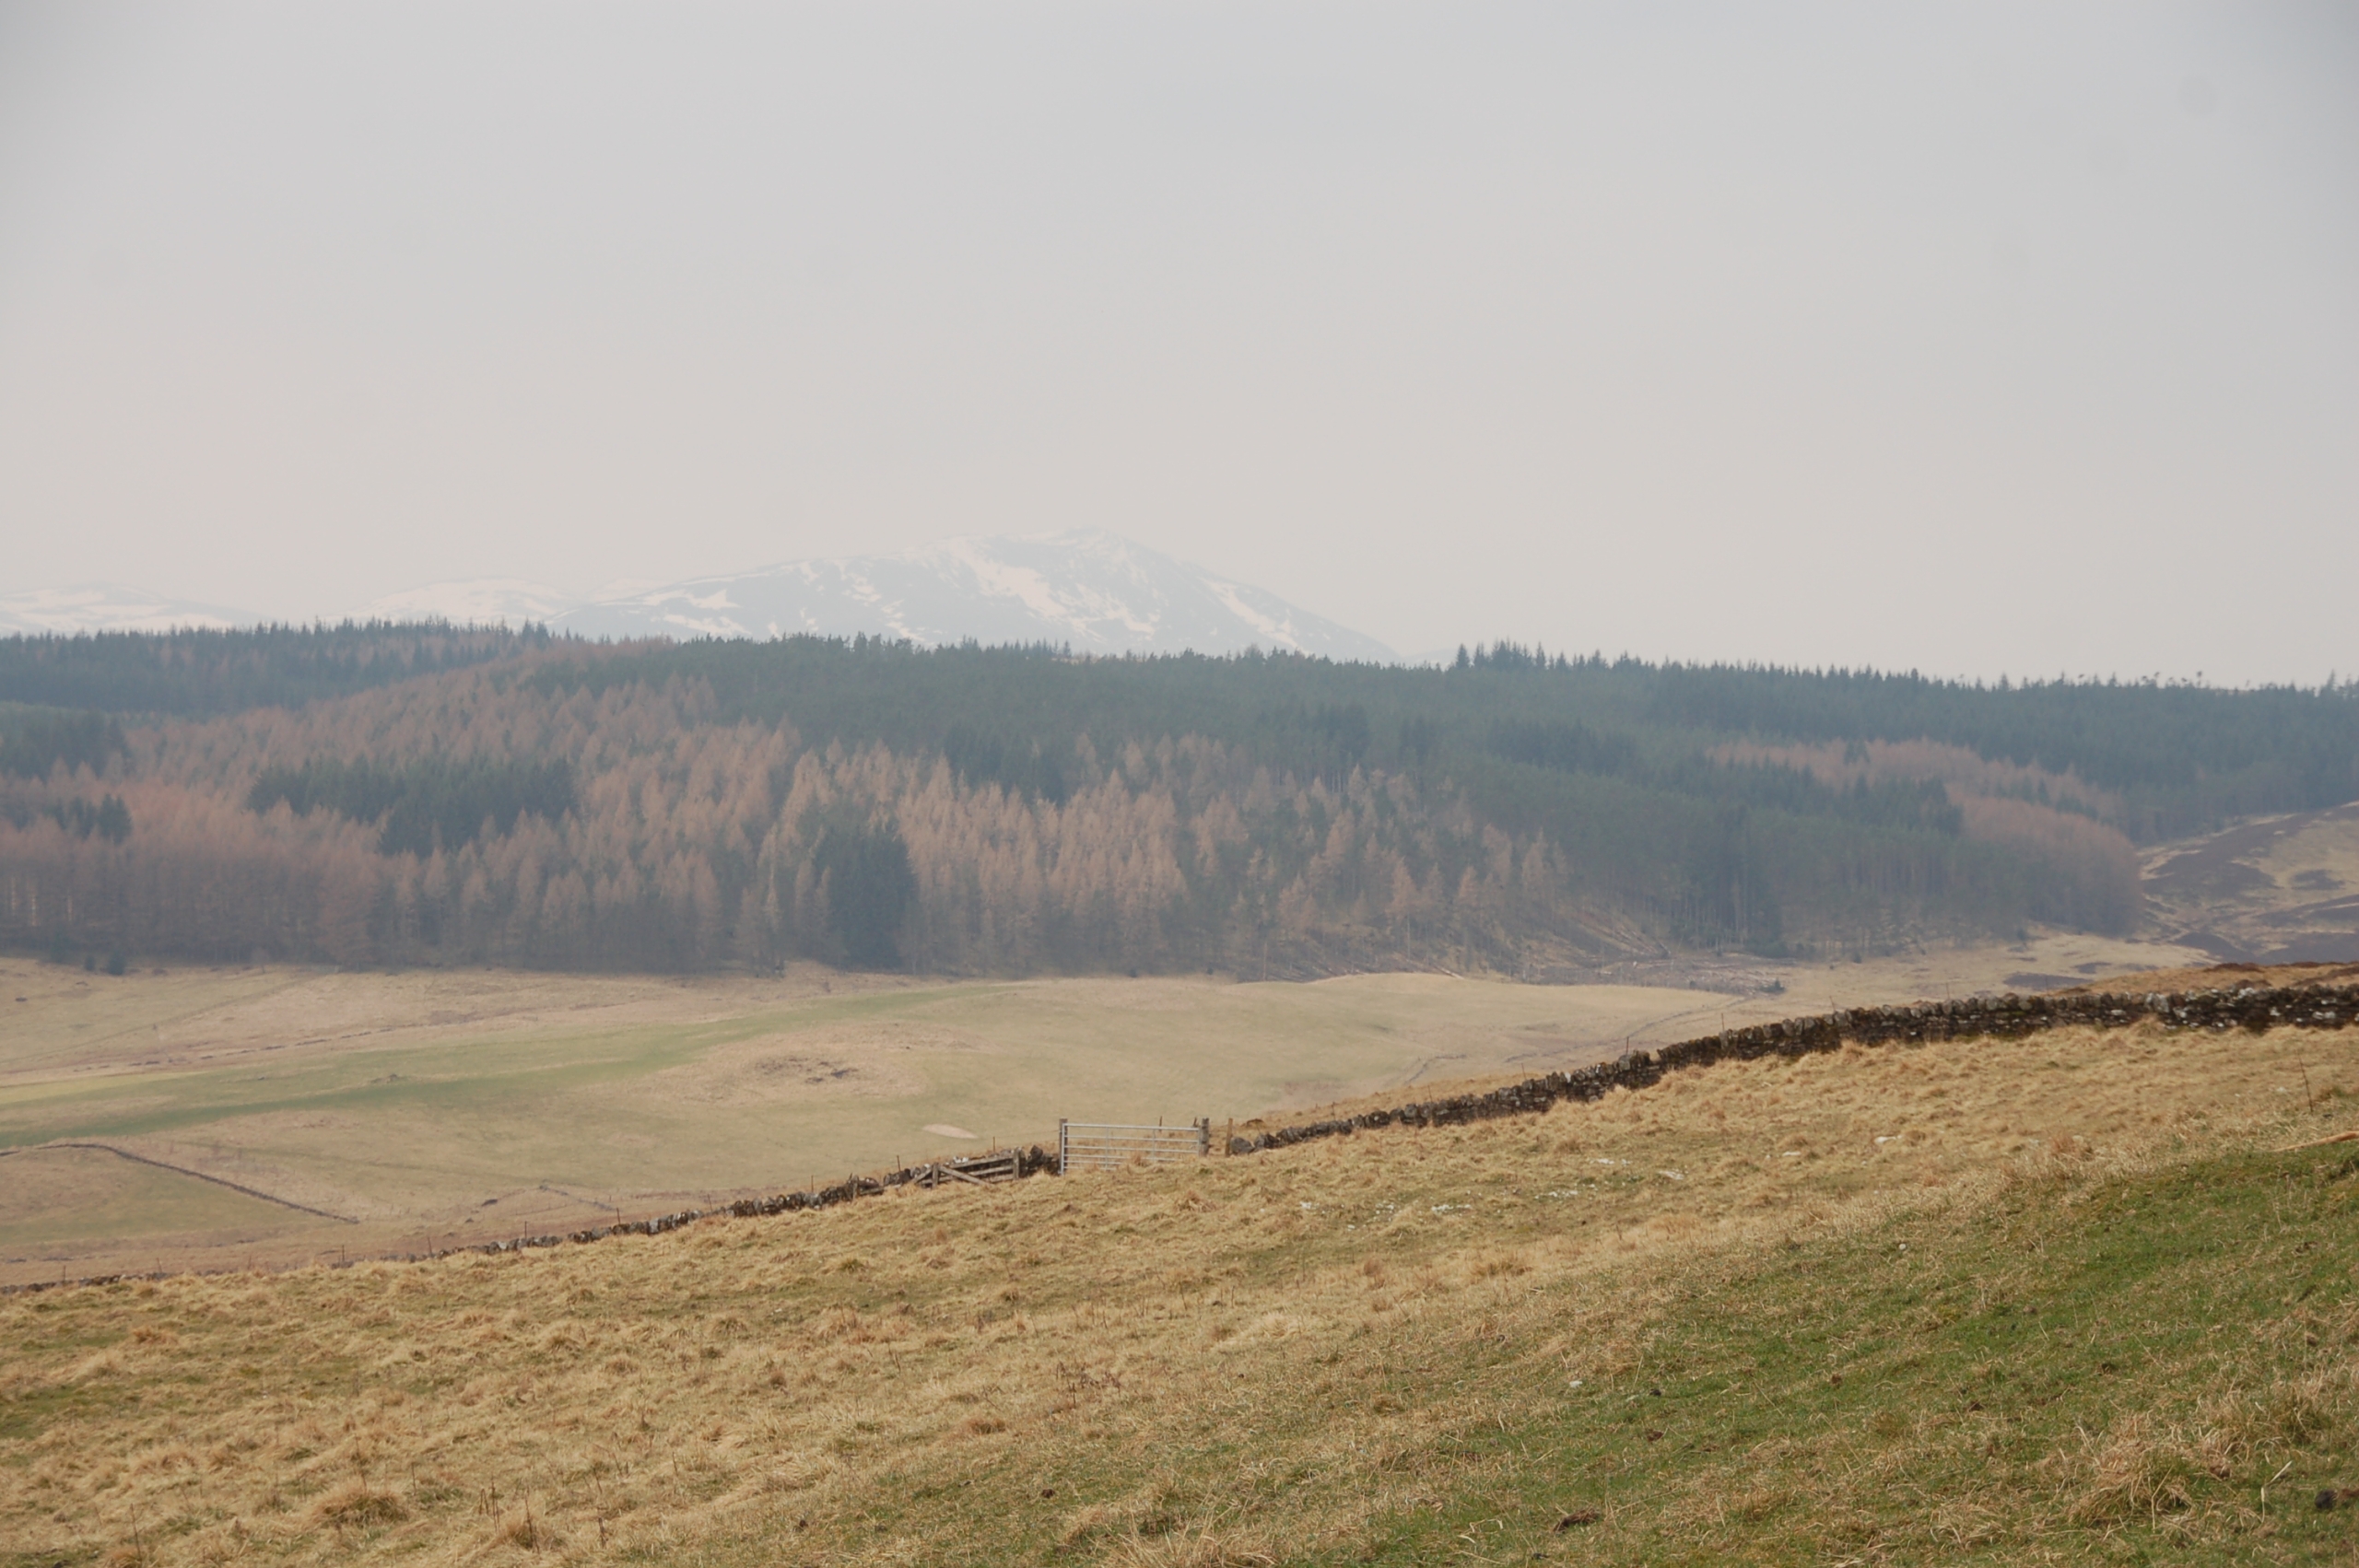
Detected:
left=0, top=928, right=2209, bottom=1286
left=4, top=991, right=2355, bottom=1565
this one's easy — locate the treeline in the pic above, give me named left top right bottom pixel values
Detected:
left=1486, top=718, right=1965, bottom=834
left=0, top=625, right=2348, bottom=974
left=11, top=626, right=2350, bottom=837
left=514, top=635, right=2359, bottom=841
left=0, top=623, right=559, bottom=719
left=0, top=651, right=2117, bottom=974
left=1626, top=659, right=2358, bottom=839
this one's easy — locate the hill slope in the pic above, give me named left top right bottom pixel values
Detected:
left=6, top=1013, right=2354, bottom=1565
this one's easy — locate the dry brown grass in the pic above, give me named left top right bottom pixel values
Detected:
left=4, top=1019, right=2355, bottom=1564
left=2081, top=960, right=2359, bottom=995
left=1, top=959, right=1841, bottom=1283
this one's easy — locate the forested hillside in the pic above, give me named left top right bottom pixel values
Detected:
left=2, top=626, right=2353, bottom=975
left=0, top=622, right=553, bottom=717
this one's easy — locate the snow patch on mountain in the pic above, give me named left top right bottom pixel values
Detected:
left=1, top=532, right=1398, bottom=661
left=552, top=529, right=1395, bottom=660
left=0, top=583, right=254, bottom=636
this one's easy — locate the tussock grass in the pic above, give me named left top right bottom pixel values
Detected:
left=3, top=1021, right=2356, bottom=1564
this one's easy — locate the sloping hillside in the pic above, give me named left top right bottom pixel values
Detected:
left=5, top=1012, right=2354, bottom=1565
left=2142, top=803, right=2359, bottom=965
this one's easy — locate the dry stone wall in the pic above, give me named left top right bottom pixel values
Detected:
left=457, top=1144, right=1060, bottom=1258
left=1226, top=981, right=2357, bottom=1155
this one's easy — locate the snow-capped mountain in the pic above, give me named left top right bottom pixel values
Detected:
left=550, top=530, right=1395, bottom=660
left=0, top=583, right=255, bottom=636
left=3, top=532, right=1397, bottom=660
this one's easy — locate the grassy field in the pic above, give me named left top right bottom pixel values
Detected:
left=0, top=928, right=2207, bottom=1282
left=3, top=1011, right=2353, bottom=1565
left=0, top=1149, right=297, bottom=1255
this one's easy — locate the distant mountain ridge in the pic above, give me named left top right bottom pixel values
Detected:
left=0, top=583, right=254, bottom=637
left=6, top=531, right=1395, bottom=661
left=352, top=578, right=577, bottom=629
left=547, top=530, right=1394, bottom=660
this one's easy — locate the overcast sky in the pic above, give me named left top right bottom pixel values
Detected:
left=1, top=2, right=2353, bottom=683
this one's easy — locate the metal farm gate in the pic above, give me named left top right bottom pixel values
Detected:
left=1057, top=1118, right=1210, bottom=1175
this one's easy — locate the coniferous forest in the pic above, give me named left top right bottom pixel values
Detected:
left=2, top=625, right=2353, bottom=976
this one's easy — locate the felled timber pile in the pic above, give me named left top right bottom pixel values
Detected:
left=1226, top=982, right=2358, bottom=1155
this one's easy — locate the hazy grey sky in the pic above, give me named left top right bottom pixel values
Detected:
left=2, top=2, right=2353, bottom=682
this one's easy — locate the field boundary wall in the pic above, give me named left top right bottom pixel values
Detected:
left=1225, top=980, right=2358, bottom=1155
